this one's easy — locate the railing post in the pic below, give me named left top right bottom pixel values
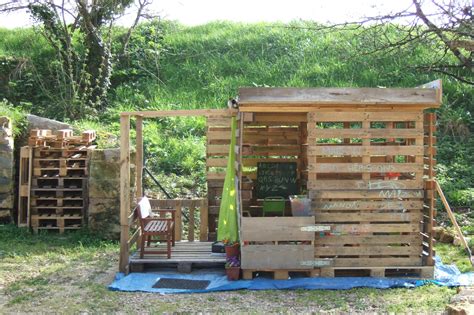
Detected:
left=175, top=200, right=182, bottom=241
left=135, top=115, right=143, bottom=199
left=189, top=201, right=195, bottom=242
left=119, top=114, right=131, bottom=273
left=200, top=199, right=209, bottom=241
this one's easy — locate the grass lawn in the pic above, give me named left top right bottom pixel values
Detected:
left=0, top=224, right=469, bottom=313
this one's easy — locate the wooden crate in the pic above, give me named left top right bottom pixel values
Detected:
left=241, top=217, right=316, bottom=272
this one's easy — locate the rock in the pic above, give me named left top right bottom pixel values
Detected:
left=27, top=114, right=72, bottom=132
left=447, top=286, right=474, bottom=315
left=453, top=236, right=463, bottom=246
left=438, top=227, right=455, bottom=244
left=0, top=117, right=13, bottom=216
left=446, top=304, right=469, bottom=315
left=433, top=226, right=444, bottom=240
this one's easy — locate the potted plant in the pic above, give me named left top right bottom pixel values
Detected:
left=225, top=256, right=241, bottom=281
left=223, top=239, right=240, bottom=258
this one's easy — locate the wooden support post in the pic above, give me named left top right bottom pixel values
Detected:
left=135, top=115, right=143, bottom=199
left=420, top=267, right=435, bottom=279
left=242, top=270, right=253, bottom=280
left=425, top=113, right=436, bottom=265
left=175, top=200, right=182, bottom=242
left=309, top=269, right=320, bottom=277
left=362, top=120, right=370, bottom=181
left=307, top=112, right=317, bottom=183
left=343, top=122, right=350, bottom=144
left=415, top=116, right=424, bottom=182
left=177, top=262, right=192, bottom=273
left=370, top=268, right=385, bottom=278
left=199, top=199, right=209, bottom=241
left=188, top=202, right=195, bottom=242
left=237, top=115, right=244, bottom=235
left=273, top=270, right=289, bottom=280
left=18, top=146, right=32, bottom=227
left=119, top=114, right=131, bottom=274
left=320, top=268, right=335, bottom=277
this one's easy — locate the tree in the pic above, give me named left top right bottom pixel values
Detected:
left=309, top=0, right=473, bottom=85
left=0, top=0, right=154, bottom=119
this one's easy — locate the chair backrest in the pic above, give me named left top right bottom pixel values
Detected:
left=137, top=196, right=152, bottom=219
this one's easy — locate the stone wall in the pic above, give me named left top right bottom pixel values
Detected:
left=0, top=117, right=14, bottom=222
left=87, top=149, right=135, bottom=239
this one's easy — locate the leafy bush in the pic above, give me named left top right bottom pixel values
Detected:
left=0, top=100, right=27, bottom=137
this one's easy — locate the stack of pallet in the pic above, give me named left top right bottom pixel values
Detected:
left=18, top=129, right=96, bottom=233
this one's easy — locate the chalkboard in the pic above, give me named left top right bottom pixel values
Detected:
left=256, top=162, right=298, bottom=199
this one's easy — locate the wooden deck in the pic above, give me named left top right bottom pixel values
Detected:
left=129, top=241, right=226, bottom=272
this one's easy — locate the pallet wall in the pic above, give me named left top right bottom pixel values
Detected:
left=423, top=113, right=437, bottom=265
left=307, top=110, right=429, bottom=268
left=241, top=113, right=307, bottom=215
left=206, top=113, right=234, bottom=240
left=206, top=112, right=308, bottom=235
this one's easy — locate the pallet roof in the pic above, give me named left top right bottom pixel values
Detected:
left=238, top=82, right=442, bottom=111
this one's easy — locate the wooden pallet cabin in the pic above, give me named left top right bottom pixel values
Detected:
left=119, top=80, right=440, bottom=278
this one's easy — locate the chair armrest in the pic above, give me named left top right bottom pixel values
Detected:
left=154, top=209, right=175, bottom=215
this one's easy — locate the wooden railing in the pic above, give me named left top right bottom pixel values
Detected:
left=126, top=198, right=209, bottom=256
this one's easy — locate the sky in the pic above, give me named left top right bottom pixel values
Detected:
left=0, top=0, right=419, bottom=28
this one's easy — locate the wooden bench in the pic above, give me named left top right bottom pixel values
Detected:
left=137, top=196, right=175, bottom=259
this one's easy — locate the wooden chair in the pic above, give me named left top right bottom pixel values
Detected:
left=136, top=196, right=175, bottom=259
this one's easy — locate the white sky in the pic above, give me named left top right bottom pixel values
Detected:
left=0, top=0, right=418, bottom=28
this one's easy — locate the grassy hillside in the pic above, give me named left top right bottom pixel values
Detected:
left=0, top=21, right=472, bottom=208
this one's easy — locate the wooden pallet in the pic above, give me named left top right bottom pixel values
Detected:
left=31, top=188, right=84, bottom=198
left=32, top=177, right=86, bottom=189
left=31, top=214, right=83, bottom=234
left=29, top=129, right=96, bottom=148
left=31, top=197, right=83, bottom=207
left=129, top=242, right=226, bottom=272
left=33, top=146, right=95, bottom=158
left=319, top=266, right=434, bottom=278
left=26, top=135, right=92, bottom=232
left=242, top=269, right=320, bottom=280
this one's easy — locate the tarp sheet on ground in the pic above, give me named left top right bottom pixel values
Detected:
left=109, top=257, right=474, bottom=294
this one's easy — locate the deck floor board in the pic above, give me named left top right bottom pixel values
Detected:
left=130, top=241, right=226, bottom=265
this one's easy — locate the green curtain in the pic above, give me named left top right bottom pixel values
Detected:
left=217, top=116, right=239, bottom=242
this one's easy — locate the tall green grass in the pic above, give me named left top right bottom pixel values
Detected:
left=0, top=21, right=472, bottom=205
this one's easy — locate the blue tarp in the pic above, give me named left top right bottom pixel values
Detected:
left=109, top=256, right=474, bottom=294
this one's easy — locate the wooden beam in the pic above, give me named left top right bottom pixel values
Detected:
left=436, top=181, right=472, bottom=257
left=135, top=116, right=143, bottom=199
left=199, top=199, right=208, bottom=241
left=120, top=109, right=236, bottom=118
left=238, top=87, right=441, bottom=107
left=119, top=114, right=131, bottom=274
left=417, top=79, right=442, bottom=105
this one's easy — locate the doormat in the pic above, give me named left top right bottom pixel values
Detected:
left=152, top=278, right=211, bottom=290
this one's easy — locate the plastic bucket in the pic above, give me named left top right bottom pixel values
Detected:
left=289, top=195, right=311, bottom=216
